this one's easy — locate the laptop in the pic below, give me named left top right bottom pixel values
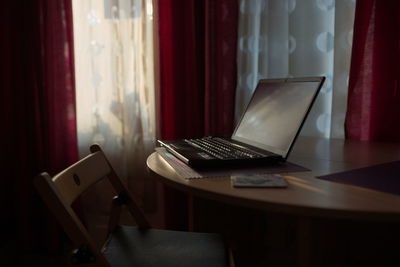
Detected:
left=158, top=77, right=325, bottom=168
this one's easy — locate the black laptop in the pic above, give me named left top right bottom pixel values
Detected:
left=158, top=77, right=325, bottom=168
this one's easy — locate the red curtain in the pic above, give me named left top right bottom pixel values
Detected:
left=158, top=0, right=238, bottom=229
left=345, top=0, right=400, bottom=141
left=1, top=0, right=78, bottom=252
left=158, top=0, right=238, bottom=139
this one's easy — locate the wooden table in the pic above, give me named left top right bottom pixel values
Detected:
left=147, top=137, right=400, bottom=266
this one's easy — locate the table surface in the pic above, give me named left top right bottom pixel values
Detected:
left=147, top=137, right=400, bottom=221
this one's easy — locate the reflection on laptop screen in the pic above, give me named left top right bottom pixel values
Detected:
left=232, top=79, right=322, bottom=158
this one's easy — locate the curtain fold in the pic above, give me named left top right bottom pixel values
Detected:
left=159, top=0, right=238, bottom=140
left=158, top=0, right=238, bottom=229
left=204, top=1, right=238, bottom=136
left=1, top=0, right=78, bottom=253
left=345, top=0, right=400, bottom=141
left=158, top=0, right=204, bottom=140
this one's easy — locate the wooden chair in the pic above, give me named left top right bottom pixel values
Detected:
left=35, top=144, right=233, bottom=267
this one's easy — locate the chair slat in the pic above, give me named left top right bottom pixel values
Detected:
left=52, top=151, right=111, bottom=205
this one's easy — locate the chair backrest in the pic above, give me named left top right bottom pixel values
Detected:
left=35, top=144, right=150, bottom=266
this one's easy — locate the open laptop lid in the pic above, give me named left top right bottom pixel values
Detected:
left=232, top=77, right=325, bottom=159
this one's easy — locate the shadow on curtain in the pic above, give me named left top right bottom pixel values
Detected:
left=72, top=0, right=162, bottom=236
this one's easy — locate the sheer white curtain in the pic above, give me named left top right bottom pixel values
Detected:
left=72, top=0, right=156, bottom=179
left=236, top=0, right=355, bottom=138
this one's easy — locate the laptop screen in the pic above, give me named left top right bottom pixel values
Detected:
left=232, top=77, right=324, bottom=158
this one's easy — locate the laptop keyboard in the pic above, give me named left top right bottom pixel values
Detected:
left=184, top=137, right=266, bottom=160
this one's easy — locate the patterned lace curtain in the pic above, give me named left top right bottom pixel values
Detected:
left=72, top=0, right=156, bottom=179
left=236, top=0, right=355, bottom=138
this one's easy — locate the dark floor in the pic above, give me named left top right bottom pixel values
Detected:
left=0, top=241, right=66, bottom=267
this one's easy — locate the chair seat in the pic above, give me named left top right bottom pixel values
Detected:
left=103, top=226, right=228, bottom=267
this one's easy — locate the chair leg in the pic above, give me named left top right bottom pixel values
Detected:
left=107, top=196, right=123, bottom=236
left=228, top=248, right=235, bottom=267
